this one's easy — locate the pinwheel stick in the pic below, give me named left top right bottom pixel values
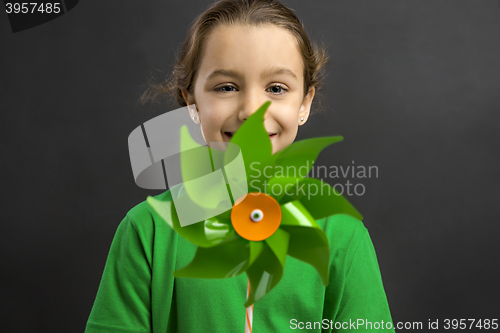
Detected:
left=245, top=280, right=253, bottom=333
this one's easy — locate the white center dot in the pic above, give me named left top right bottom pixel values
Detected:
left=250, top=209, right=263, bottom=222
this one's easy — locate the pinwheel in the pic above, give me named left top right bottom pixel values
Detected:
left=147, top=101, right=362, bottom=308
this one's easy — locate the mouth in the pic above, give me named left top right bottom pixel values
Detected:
left=224, top=131, right=277, bottom=139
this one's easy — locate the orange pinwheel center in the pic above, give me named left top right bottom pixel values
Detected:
left=231, top=192, right=282, bottom=241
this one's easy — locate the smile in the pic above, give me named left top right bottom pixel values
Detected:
left=225, top=132, right=277, bottom=139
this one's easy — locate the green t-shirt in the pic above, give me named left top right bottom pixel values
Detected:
left=85, top=190, right=394, bottom=332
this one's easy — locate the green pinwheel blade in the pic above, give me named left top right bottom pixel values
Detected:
left=179, top=125, right=213, bottom=182
left=265, top=228, right=290, bottom=270
left=280, top=225, right=329, bottom=286
left=297, top=178, right=363, bottom=221
left=249, top=241, right=265, bottom=267
left=245, top=236, right=288, bottom=307
left=280, top=200, right=329, bottom=286
left=267, top=177, right=363, bottom=221
left=266, top=176, right=301, bottom=203
left=271, top=136, right=344, bottom=178
left=213, top=143, right=248, bottom=204
left=225, top=101, right=273, bottom=191
left=147, top=194, right=237, bottom=248
left=174, top=237, right=251, bottom=279
left=180, top=126, right=228, bottom=210
left=280, top=200, right=320, bottom=228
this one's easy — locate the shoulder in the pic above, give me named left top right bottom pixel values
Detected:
left=126, top=190, right=171, bottom=221
left=316, top=214, right=369, bottom=261
left=318, top=213, right=367, bottom=243
left=122, top=189, right=173, bottom=236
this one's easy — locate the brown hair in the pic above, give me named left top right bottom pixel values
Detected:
left=139, top=0, right=330, bottom=114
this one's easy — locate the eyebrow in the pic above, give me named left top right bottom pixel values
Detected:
left=206, top=66, right=298, bottom=81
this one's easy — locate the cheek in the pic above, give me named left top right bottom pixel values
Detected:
left=274, top=106, right=300, bottom=132
left=200, top=107, right=225, bottom=131
left=198, top=98, right=238, bottom=128
left=195, top=98, right=218, bottom=123
left=281, top=123, right=299, bottom=146
left=197, top=106, right=231, bottom=144
left=195, top=95, right=226, bottom=126
left=283, top=117, right=299, bottom=131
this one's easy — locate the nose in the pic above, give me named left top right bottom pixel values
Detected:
left=237, top=89, right=268, bottom=122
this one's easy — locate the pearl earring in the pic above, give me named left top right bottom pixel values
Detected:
left=300, top=118, right=304, bottom=121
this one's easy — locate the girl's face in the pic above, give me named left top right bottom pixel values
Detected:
left=182, top=24, right=315, bottom=154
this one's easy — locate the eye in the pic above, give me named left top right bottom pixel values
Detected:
left=267, top=84, right=289, bottom=95
left=214, top=84, right=238, bottom=93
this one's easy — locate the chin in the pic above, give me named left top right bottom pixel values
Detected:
left=271, top=143, right=283, bottom=155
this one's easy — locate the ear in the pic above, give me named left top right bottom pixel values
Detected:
left=182, top=90, right=200, bottom=124
left=298, top=86, right=315, bottom=126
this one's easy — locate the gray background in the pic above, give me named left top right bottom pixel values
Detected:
left=1, top=0, right=499, bottom=332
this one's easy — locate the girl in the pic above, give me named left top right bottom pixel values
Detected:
left=85, top=0, right=394, bottom=332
